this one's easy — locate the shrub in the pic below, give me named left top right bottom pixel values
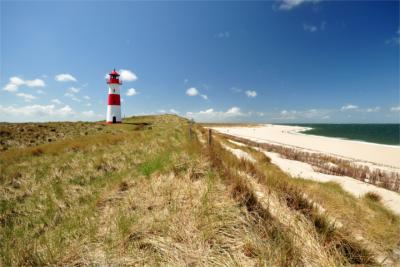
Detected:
left=364, top=192, right=381, bottom=202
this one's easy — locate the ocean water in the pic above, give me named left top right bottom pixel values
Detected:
left=284, top=124, right=400, bottom=146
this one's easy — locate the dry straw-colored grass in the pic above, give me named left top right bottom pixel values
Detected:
left=215, top=132, right=400, bottom=265
left=1, top=116, right=398, bottom=266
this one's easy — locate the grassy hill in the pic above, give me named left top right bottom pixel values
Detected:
left=0, top=115, right=399, bottom=266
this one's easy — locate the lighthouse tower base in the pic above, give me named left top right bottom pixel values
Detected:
left=106, top=105, right=122, bottom=123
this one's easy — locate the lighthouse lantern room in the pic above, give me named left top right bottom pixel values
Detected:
left=106, top=69, right=122, bottom=123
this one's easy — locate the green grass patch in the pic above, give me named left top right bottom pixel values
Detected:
left=138, top=154, right=170, bottom=177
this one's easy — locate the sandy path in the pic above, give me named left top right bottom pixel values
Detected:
left=212, top=125, right=400, bottom=169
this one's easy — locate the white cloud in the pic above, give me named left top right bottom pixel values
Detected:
left=36, top=89, right=45, bottom=94
left=186, top=87, right=208, bottom=100
left=341, top=104, right=358, bottom=111
left=3, top=83, right=18, bottom=92
left=279, top=110, right=297, bottom=120
left=157, top=109, right=179, bottom=114
left=58, top=105, right=75, bottom=116
left=16, top=93, right=37, bottom=102
left=82, top=110, right=96, bottom=117
left=303, top=21, right=326, bottom=33
left=64, top=92, right=81, bottom=102
left=126, top=88, right=138, bottom=96
left=245, top=90, right=257, bottom=98
left=200, top=108, right=214, bottom=114
left=119, top=69, right=137, bottom=82
left=366, top=106, right=380, bottom=112
left=83, top=95, right=90, bottom=100
left=278, top=0, right=320, bottom=10
left=68, top=87, right=80, bottom=93
left=0, top=104, right=75, bottom=117
left=186, top=87, right=199, bottom=96
left=390, top=106, right=400, bottom=112
left=226, top=107, right=241, bottom=115
left=3, top=76, right=45, bottom=92
left=104, top=69, right=138, bottom=82
left=169, top=109, right=179, bottom=114
left=25, top=79, right=45, bottom=87
left=303, top=23, right=318, bottom=33
left=55, top=74, right=77, bottom=82
left=10, top=76, right=25, bottom=86
left=277, top=108, right=331, bottom=120
left=186, top=106, right=245, bottom=121
left=51, top=98, right=62, bottom=105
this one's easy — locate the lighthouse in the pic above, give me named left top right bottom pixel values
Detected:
left=106, top=69, right=122, bottom=123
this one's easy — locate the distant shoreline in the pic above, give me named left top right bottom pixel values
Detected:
left=289, top=126, right=400, bottom=148
left=210, top=124, right=400, bottom=169
left=202, top=122, right=400, bottom=146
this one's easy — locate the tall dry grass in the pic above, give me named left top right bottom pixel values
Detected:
left=1, top=116, right=398, bottom=266
left=217, top=132, right=400, bottom=265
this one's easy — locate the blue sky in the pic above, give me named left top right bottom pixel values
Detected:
left=1, top=0, right=399, bottom=123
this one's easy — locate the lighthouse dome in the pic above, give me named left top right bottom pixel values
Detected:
left=109, top=69, right=120, bottom=76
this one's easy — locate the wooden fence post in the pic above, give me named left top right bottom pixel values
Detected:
left=208, top=129, right=212, bottom=146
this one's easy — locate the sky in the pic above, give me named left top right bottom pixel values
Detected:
left=1, top=0, right=399, bottom=123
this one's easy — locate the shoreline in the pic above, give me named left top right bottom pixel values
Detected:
left=279, top=123, right=400, bottom=148
left=212, top=125, right=400, bottom=170
left=294, top=128, right=400, bottom=149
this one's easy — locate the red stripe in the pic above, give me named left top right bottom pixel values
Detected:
left=107, top=78, right=121, bottom=84
left=108, top=94, right=120, bottom=105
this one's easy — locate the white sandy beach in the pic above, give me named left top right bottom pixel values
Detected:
left=212, top=125, right=400, bottom=214
left=226, top=139, right=400, bottom=214
left=212, top=124, right=400, bottom=169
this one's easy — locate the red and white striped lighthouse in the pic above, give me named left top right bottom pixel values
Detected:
left=106, top=69, right=122, bottom=123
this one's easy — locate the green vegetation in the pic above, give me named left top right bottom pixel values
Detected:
left=0, top=115, right=398, bottom=266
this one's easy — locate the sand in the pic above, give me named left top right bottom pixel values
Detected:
left=263, top=150, right=400, bottom=214
left=213, top=124, right=400, bottom=169
left=225, top=140, right=400, bottom=215
left=213, top=125, right=400, bottom=214
left=222, top=144, right=256, bottom=163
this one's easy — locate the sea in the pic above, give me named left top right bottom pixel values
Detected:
left=282, top=124, right=400, bottom=146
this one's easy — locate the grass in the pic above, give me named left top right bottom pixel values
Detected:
left=0, top=115, right=398, bottom=266
left=0, top=121, right=114, bottom=151
left=138, top=153, right=170, bottom=177
left=220, top=134, right=400, bottom=264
